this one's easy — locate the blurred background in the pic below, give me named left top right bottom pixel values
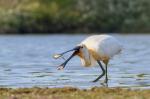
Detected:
left=0, top=0, right=150, bottom=89
left=0, top=0, right=150, bottom=34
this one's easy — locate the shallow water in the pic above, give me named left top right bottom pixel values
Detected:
left=0, top=34, right=150, bottom=89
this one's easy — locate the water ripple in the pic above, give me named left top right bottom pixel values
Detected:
left=0, top=34, right=150, bottom=89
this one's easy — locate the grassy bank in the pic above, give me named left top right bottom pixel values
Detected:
left=0, top=87, right=150, bottom=99
left=1, top=0, right=150, bottom=33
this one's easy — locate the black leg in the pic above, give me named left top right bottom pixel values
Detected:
left=93, top=61, right=105, bottom=82
left=105, top=64, right=108, bottom=83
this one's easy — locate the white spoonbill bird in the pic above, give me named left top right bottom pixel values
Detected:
left=53, top=34, right=122, bottom=83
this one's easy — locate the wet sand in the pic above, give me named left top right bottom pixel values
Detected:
left=0, top=87, right=149, bottom=99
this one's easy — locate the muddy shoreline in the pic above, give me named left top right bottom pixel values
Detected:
left=0, top=87, right=149, bottom=99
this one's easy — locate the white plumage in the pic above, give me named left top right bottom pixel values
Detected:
left=78, top=34, right=122, bottom=67
left=54, top=34, right=122, bottom=83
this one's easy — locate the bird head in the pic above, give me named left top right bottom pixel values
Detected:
left=76, top=44, right=91, bottom=66
left=53, top=44, right=91, bottom=70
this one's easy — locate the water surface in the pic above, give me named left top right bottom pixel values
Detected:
left=0, top=34, right=150, bottom=89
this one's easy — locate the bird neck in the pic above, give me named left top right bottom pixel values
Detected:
left=77, top=50, right=96, bottom=67
left=88, top=49, right=100, bottom=60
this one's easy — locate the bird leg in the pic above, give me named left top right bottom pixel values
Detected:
left=103, top=60, right=109, bottom=83
left=105, top=64, right=108, bottom=83
left=93, top=61, right=105, bottom=82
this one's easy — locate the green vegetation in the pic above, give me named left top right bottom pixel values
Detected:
left=0, top=0, right=150, bottom=33
left=0, top=87, right=150, bottom=99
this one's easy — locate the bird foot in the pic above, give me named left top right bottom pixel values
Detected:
left=99, top=80, right=108, bottom=87
left=100, top=82, right=108, bottom=87
left=104, top=79, right=108, bottom=83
